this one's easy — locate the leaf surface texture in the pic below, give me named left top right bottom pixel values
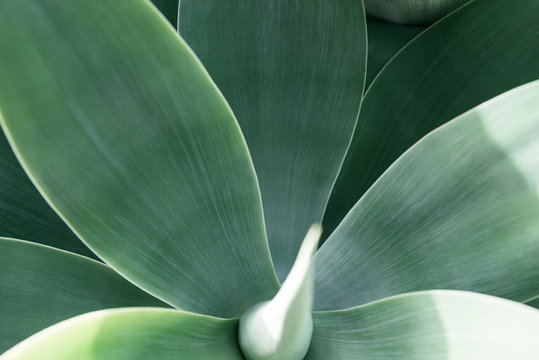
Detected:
left=324, top=0, right=539, bottom=235
left=0, top=0, right=279, bottom=318
left=308, top=291, right=539, bottom=359
left=179, top=0, right=367, bottom=280
left=1, top=308, right=242, bottom=360
left=316, top=81, right=539, bottom=310
left=0, top=238, right=164, bottom=353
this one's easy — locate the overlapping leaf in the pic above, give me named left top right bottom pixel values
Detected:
left=365, top=18, right=424, bottom=88
left=1, top=1, right=538, bottom=359
left=179, top=0, right=367, bottom=281
left=0, top=135, right=93, bottom=258
left=0, top=0, right=278, bottom=318
left=1, top=309, right=242, bottom=360
left=526, top=297, right=539, bottom=310
left=150, top=0, right=178, bottom=27
left=365, top=0, right=470, bottom=24
left=308, top=291, right=539, bottom=359
left=315, top=81, right=539, bottom=310
left=0, top=238, right=164, bottom=353
left=324, top=0, right=539, bottom=236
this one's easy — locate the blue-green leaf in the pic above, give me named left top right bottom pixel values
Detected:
left=316, top=81, right=539, bottom=310
left=0, top=0, right=278, bottom=318
left=0, top=238, right=165, bottom=353
left=324, top=0, right=539, bottom=237
left=179, top=0, right=367, bottom=280
left=150, top=0, right=178, bottom=28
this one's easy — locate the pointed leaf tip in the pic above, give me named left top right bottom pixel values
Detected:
left=239, top=225, right=322, bottom=360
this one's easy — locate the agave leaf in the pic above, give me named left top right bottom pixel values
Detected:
left=0, top=0, right=279, bottom=318
left=308, top=291, right=539, bottom=359
left=526, top=297, right=539, bottom=310
left=0, top=134, right=94, bottom=258
left=0, top=238, right=165, bottom=353
left=179, top=0, right=367, bottom=281
left=1, top=308, right=242, bottom=360
left=365, top=17, right=424, bottom=88
left=324, top=0, right=539, bottom=236
left=315, top=81, right=539, bottom=310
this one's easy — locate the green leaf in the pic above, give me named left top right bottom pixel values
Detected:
left=0, top=0, right=278, bottom=318
left=324, top=0, right=539, bottom=237
left=315, top=81, right=539, bottom=310
left=0, top=238, right=165, bottom=353
left=149, top=0, right=178, bottom=28
left=365, top=0, right=471, bottom=24
left=0, top=134, right=95, bottom=259
left=365, top=17, right=424, bottom=88
left=179, top=0, right=367, bottom=281
left=307, top=291, right=539, bottom=359
left=1, top=308, right=242, bottom=360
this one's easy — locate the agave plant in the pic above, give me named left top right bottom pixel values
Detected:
left=1, top=0, right=539, bottom=359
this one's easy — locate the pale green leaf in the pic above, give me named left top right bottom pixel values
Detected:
left=324, top=0, right=539, bottom=237
left=0, top=238, right=165, bottom=353
left=1, top=308, right=242, bottom=360
left=525, top=297, right=539, bottom=310
left=315, top=81, right=539, bottom=310
left=0, top=0, right=278, bottom=318
left=239, top=225, right=322, bottom=360
left=179, top=0, right=367, bottom=280
left=308, top=291, right=539, bottom=359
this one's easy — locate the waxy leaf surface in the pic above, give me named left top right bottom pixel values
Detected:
left=0, top=135, right=94, bottom=258
left=324, top=0, right=539, bottom=236
left=308, top=291, right=539, bottom=359
left=0, top=238, right=164, bottom=353
left=0, top=0, right=279, bottom=318
left=179, top=0, right=367, bottom=280
left=316, top=81, right=539, bottom=310
left=1, top=309, right=242, bottom=360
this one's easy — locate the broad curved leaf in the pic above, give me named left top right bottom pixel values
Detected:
left=315, top=81, right=539, bottom=310
left=0, top=0, right=279, bottom=318
left=324, top=0, right=539, bottom=237
left=365, top=17, right=424, bottom=88
left=308, top=291, right=539, bottom=359
left=365, top=0, right=470, bottom=24
left=179, top=0, right=367, bottom=281
left=0, top=238, right=164, bottom=353
left=1, top=308, right=242, bottom=360
left=0, top=134, right=94, bottom=258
